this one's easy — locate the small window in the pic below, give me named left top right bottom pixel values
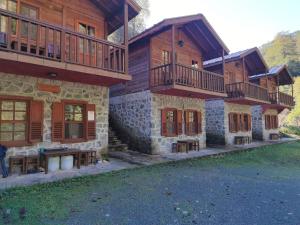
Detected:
left=78, top=23, right=95, bottom=37
left=228, top=71, right=236, bottom=84
left=162, top=50, right=170, bottom=65
left=0, top=99, right=28, bottom=145
left=64, top=104, right=84, bottom=141
left=265, top=115, right=278, bottom=130
left=192, top=60, right=199, bottom=69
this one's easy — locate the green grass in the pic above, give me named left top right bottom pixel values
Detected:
left=0, top=141, right=300, bottom=225
left=280, top=125, right=300, bottom=136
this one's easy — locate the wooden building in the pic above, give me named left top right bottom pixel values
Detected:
left=110, top=14, right=229, bottom=154
left=204, top=48, right=269, bottom=145
left=250, top=65, right=294, bottom=141
left=0, top=0, right=140, bottom=157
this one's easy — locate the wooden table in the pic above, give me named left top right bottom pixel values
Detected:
left=177, top=140, right=200, bottom=153
left=40, top=149, right=81, bottom=174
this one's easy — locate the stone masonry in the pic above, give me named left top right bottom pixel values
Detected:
left=206, top=100, right=252, bottom=145
left=252, top=106, right=279, bottom=141
left=0, top=73, right=109, bottom=159
left=110, top=90, right=206, bottom=154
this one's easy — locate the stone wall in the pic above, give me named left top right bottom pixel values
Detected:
left=110, top=91, right=206, bottom=154
left=109, top=91, right=152, bottom=153
left=0, top=73, right=109, bottom=159
left=224, top=102, right=252, bottom=145
left=252, top=106, right=279, bottom=141
left=151, top=93, right=206, bottom=154
left=205, top=100, right=252, bottom=145
left=205, top=100, right=225, bottom=144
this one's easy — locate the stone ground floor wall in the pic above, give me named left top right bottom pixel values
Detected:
left=224, top=102, right=252, bottom=145
left=0, top=73, right=109, bottom=159
left=205, top=100, right=252, bottom=145
left=151, top=93, right=206, bottom=154
left=205, top=100, right=225, bottom=144
left=252, top=106, right=279, bottom=141
left=110, top=91, right=206, bottom=154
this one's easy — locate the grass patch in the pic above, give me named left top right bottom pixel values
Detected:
left=0, top=141, right=299, bottom=224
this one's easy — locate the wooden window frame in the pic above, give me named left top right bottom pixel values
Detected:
left=229, top=113, right=251, bottom=133
left=185, top=110, right=202, bottom=136
left=0, top=95, right=43, bottom=147
left=161, top=108, right=183, bottom=137
left=52, top=100, right=96, bottom=144
left=265, top=115, right=278, bottom=130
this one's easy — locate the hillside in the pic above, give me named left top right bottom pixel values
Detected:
left=261, top=31, right=300, bottom=127
left=261, top=31, right=300, bottom=76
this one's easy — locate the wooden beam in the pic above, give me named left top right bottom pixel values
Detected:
left=194, top=22, right=217, bottom=50
left=183, top=26, right=209, bottom=54
left=124, top=2, right=129, bottom=74
left=242, top=57, right=246, bottom=83
left=171, top=25, right=176, bottom=85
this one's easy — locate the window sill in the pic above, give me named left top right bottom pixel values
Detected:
left=61, top=139, right=87, bottom=144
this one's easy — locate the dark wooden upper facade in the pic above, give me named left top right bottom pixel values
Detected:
left=111, top=14, right=229, bottom=99
left=204, top=48, right=294, bottom=109
left=0, top=0, right=140, bottom=86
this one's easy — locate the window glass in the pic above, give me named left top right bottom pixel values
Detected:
left=0, top=100, right=28, bottom=144
left=192, top=60, right=199, bottom=69
left=162, top=50, right=170, bottom=65
left=166, top=110, right=176, bottom=136
left=64, top=104, right=84, bottom=140
left=20, top=4, right=38, bottom=39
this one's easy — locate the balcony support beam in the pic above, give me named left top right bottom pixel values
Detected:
left=171, top=25, right=176, bottom=85
left=124, top=1, right=129, bottom=74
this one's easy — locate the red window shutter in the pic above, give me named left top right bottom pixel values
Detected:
left=52, top=102, right=64, bottom=142
left=197, top=111, right=202, bottom=134
left=177, top=110, right=183, bottom=135
left=228, top=113, right=233, bottom=133
left=184, top=111, right=189, bottom=135
left=248, top=114, right=252, bottom=131
left=86, top=104, right=96, bottom=140
left=29, top=100, right=44, bottom=143
left=161, top=109, right=167, bottom=136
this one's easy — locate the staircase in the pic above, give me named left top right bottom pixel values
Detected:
left=108, top=127, right=129, bottom=152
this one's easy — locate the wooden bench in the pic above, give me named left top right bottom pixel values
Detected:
left=270, top=133, right=280, bottom=140
left=234, top=136, right=251, bottom=145
left=173, top=140, right=200, bottom=153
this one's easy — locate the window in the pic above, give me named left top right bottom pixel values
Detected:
left=265, top=115, right=278, bottom=130
left=20, top=4, right=38, bottom=40
left=78, top=22, right=96, bottom=60
left=0, top=0, right=17, bottom=35
left=52, top=101, right=96, bottom=143
left=0, top=97, right=43, bottom=147
left=229, top=113, right=251, bottom=133
left=161, top=109, right=182, bottom=137
left=192, top=60, right=199, bottom=69
left=185, top=110, right=202, bottom=135
left=0, top=100, right=27, bottom=144
left=64, top=104, right=84, bottom=141
left=162, top=50, right=170, bottom=65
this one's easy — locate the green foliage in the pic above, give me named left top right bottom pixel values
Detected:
left=261, top=31, right=300, bottom=126
left=109, top=0, right=150, bottom=43
left=280, top=126, right=300, bottom=136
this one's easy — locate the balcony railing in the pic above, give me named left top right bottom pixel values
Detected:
left=226, top=82, right=269, bottom=102
left=0, top=9, right=125, bottom=74
left=150, top=63, right=225, bottom=93
left=269, top=92, right=295, bottom=107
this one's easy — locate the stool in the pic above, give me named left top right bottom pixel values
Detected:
left=25, top=155, right=40, bottom=173
left=9, top=156, right=26, bottom=175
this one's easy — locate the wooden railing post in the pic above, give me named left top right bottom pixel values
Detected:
left=171, top=25, right=176, bottom=85
left=61, top=30, right=65, bottom=62
left=124, top=2, right=129, bottom=74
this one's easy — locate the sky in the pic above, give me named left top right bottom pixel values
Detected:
left=145, top=0, right=300, bottom=52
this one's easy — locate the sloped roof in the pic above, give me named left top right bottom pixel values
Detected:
left=249, top=65, right=294, bottom=85
left=129, top=14, right=230, bottom=60
left=203, top=47, right=268, bottom=75
left=92, top=0, right=141, bottom=34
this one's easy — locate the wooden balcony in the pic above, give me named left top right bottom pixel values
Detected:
left=225, top=82, right=270, bottom=105
left=269, top=92, right=295, bottom=109
left=150, top=63, right=226, bottom=99
left=0, top=9, right=130, bottom=86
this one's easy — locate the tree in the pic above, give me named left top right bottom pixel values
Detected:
left=109, top=0, right=150, bottom=43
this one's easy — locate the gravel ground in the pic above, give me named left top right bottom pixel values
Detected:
left=55, top=159, right=300, bottom=224
left=1, top=142, right=300, bottom=225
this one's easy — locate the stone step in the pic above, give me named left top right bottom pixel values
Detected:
left=108, top=144, right=128, bottom=152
